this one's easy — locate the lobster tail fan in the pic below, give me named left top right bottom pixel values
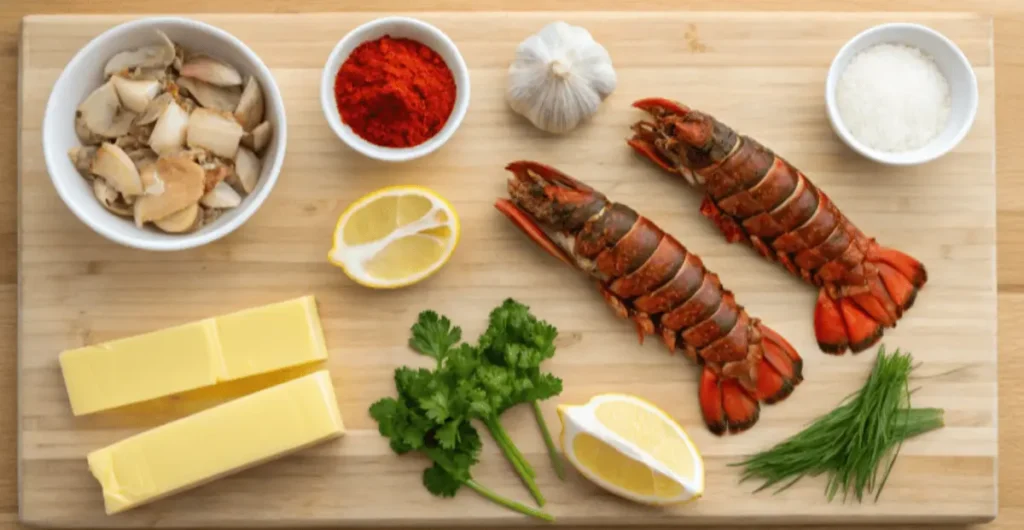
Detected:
left=699, top=368, right=760, bottom=436
left=755, top=324, right=804, bottom=403
left=814, top=291, right=849, bottom=354
left=814, top=291, right=883, bottom=355
left=814, top=245, right=928, bottom=355
left=874, top=246, right=928, bottom=289
left=699, top=324, right=801, bottom=435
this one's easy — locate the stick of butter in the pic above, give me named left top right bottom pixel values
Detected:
left=59, top=295, right=328, bottom=415
left=88, top=369, right=344, bottom=514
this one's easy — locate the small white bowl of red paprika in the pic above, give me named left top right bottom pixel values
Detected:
left=321, top=17, right=470, bottom=162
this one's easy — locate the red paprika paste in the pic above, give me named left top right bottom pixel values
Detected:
left=334, top=36, right=457, bottom=148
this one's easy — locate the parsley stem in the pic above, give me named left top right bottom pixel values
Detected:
left=464, top=479, right=554, bottom=522
left=532, top=401, right=566, bottom=480
left=485, top=419, right=545, bottom=506
left=491, top=419, right=536, bottom=478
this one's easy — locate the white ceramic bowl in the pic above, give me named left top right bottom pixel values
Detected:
left=42, top=16, right=287, bottom=251
left=320, top=16, right=470, bottom=162
left=825, top=22, right=978, bottom=166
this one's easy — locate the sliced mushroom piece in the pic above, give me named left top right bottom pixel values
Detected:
left=139, top=163, right=165, bottom=195
left=179, top=96, right=198, bottom=114
left=115, top=135, right=142, bottom=151
left=239, top=131, right=252, bottom=151
left=74, top=114, right=105, bottom=145
left=91, top=143, right=144, bottom=196
left=133, top=155, right=205, bottom=227
left=234, top=76, right=264, bottom=131
left=154, top=203, right=202, bottom=233
left=232, top=146, right=261, bottom=194
left=111, top=76, right=161, bottom=113
left=127, top=147, right=157, bottom=161
left=200, top=181, right=243, bottom=209
left=176, top=76, right=241, bottom=112
left=241, top=120, right=272, bottom=153
left=93, top=179, right=133, bottom=217
left=78, top=81, right=136, bottom=138
left=128, top=67, right=169, bottom=82
left=103, top=30, right=176, bottom=77
left=148, top=101, right=190, bottom=156
left=68, top=146, right=98, bottom=176
left=127, top=147, right=159, bottom=175
left=115, top=126, right=150, bottom=152
left=135, top=92, right=174, bottom=126
left=186, top=108, right=243, bottom=159
left=172, top=44, right=185, bottom=72
left=201, top=205, right=224, bottom=226
left=180, top=54, right=243, bottom=87
left=126, top=121, right=155, bottom=146
left=180, top=147, right=214, bottom=166
left=203, top=164, right=232, bottom=193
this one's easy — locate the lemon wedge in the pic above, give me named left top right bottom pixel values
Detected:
left=558, top=393, right=704, bottom=505
left=328, top=186, right=460, bottom=289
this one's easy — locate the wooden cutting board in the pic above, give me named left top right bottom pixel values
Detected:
left=17, top=11, right=996, bottom=527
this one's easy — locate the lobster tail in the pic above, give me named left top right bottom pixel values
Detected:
left=629, top=98, right=928, bottom=355
left=699, top=324, right=802, bottom=435
left=498, top=161, right=806, bottom=436
left=814, top=245, right=927, bottom=354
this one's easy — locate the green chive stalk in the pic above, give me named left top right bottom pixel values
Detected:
left=732, top=346, right=945, bottom=503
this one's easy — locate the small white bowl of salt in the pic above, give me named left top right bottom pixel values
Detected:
left=825, top=22, right=978, bottom=166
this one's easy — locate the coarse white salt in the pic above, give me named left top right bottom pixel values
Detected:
left=835, top=43, right=951, bottom=153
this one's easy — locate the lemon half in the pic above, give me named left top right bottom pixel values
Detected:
left=558, top=393, right=705, bottom=505
left=328, top=186, right=460, bottom=289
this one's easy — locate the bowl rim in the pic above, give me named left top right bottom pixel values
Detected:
left=319, top=15, right=470, bottom=163
left=42, top=15, right=288, bottom=251
left=824, top=21, right=979, bottom=166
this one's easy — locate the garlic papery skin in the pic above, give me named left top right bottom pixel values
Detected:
left=507, top=21, right=617, bottom=134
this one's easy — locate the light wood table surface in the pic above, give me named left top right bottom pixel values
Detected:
left=1, top=1, right=1021, bottom=529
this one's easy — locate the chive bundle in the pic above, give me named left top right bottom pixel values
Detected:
left=732, top=346, right=945, bottom=502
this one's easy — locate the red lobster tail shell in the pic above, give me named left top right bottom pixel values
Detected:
left=628, top=98, right=928, bottom=355
left=496, top=160, right=803, bottom=435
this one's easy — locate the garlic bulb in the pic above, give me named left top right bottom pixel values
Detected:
left=506, top=22, right=617, bottom=134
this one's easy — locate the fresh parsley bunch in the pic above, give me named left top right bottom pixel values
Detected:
left=477, top=299, right=565, bottom=479
left=369, top=299, right=563, bottom=521
left=369, top=367, right=551, bottom=520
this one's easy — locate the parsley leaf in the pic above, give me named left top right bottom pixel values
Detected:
left=410, top=310, right=462, bottom=362
left=479, top=299, right=558, bottom=368
left=420, top=387, right=451, bottom=423
left=423, top=463, right=462, bottom=498
left=521, top=372, right=563, bottom=402
left=435, top=418, right=461, bottom=450
left=394, top=367, right=435, bottom=404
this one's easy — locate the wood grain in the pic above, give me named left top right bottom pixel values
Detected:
left=3, top=2, right=1023, bottom=530
left=16, top=11, right=996, bottom=528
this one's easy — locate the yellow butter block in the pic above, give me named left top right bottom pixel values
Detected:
left=88, top=369, right=344, bottom=514
left=59, top=295, right=328, bottom=415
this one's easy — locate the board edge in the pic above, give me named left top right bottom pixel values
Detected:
left=14, top=10, right=1001, bottom=527
left=17, top=12, right=29, bottom=527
